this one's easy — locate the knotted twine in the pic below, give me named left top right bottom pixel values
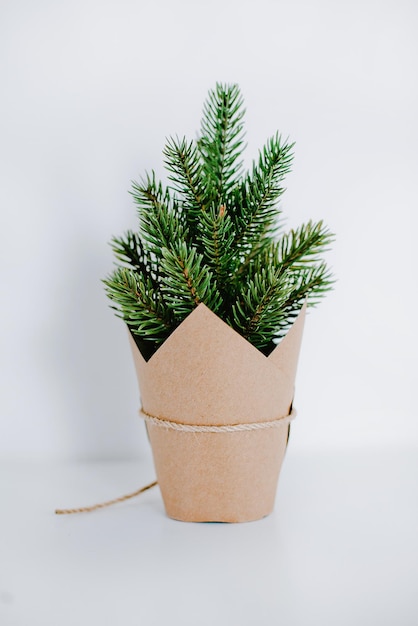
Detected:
left=55, top=408, right=295, bottom=515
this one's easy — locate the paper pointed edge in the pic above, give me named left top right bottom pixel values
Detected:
left=131, top=302, right=306, bottom=367
left=268, top=302, right=307, bottom=383
left=128, top=303, right=306, bottom=425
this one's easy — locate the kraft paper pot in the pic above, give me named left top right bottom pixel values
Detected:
left=129, top=302, right=306, bottom=523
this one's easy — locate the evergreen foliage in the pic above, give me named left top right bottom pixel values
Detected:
left=104, top=83, right=334, bottom=357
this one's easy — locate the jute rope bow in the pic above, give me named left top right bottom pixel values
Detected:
left=55, top=408, right=295, bottom=515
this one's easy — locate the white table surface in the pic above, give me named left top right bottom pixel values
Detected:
left=1, top=446, right=417, bottom=626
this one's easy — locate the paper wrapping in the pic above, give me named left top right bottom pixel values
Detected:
left=129, top=302, right=306, bottom=522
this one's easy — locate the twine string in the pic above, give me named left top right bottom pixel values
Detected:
left=55, top=408, right=295, bottom=515
left=139, top=407, right=296, bottom=432
left=55, top=480, right=157, bottom=515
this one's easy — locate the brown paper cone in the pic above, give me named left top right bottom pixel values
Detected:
left=129, top=302, right=306, bottom=522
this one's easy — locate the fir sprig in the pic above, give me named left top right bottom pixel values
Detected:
left=163, top=136, right=206, bottom=236
left=198, top=83, right=246, bottom=206
left=274, top=220, right=334, bottom=271
left=230, top=266, right=294, bottom=349
left=131, top=172, right=187, bottom=255
left=160, top=242, right=222, bottom=319
left=105, top=83, right=335, bottom=357
left=111, top=230, right=154, bottom=277
left=196, top=205, right=236, bottom=294
left=103, top=268, right=172, bottom=343
left=230, top=133, right=294, bottom=253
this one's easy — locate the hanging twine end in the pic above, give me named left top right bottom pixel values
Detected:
left=54, top=480, right=158, bottom=515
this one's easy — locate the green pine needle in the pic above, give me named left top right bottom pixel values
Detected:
left=160, top=242, right=222, bottom=319
left=103, top=268, right=172, bottom=344
left=198, top=83, right=246, bottom=206
left=105, top=83, right=335, bottom=356
left=163, top=136, right=206, bottom=228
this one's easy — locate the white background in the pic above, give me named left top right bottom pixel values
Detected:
left=2, top=0, right=417, bottom=461
left=1, top=2, right=418, bottom=625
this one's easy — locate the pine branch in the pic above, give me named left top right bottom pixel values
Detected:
left=111, top=230, right=154, bottom=276
left=230, top=134, right=294, bottom=251
left=103, top=268, right=173, bottom=344
left=230, top=260, right=333, bottom=350
left=274, top=220, right=334, bottom=271
left=232, top=231, right=334, bottom=345
left=131, top=172, right=187, bottom=255
left=282, top=263, right=335, bottom=310
left=196, top=204, right=236, bottom=293
left=198, top=83, right=246, bottom=206
left=159, top=241, right=222, bottom=320
left=229, top=266, right=293, bottom=350
left=163, top=136, right=206, bottom=235
left=105, top=83, right=335, bottom=356
left=234, top=221, right=333, bottom=287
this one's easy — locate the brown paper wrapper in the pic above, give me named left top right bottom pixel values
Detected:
left=129, top=302, right=306, bottom=522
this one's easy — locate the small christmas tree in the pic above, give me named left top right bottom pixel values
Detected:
left=104, top=83, right=334, bottom=359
